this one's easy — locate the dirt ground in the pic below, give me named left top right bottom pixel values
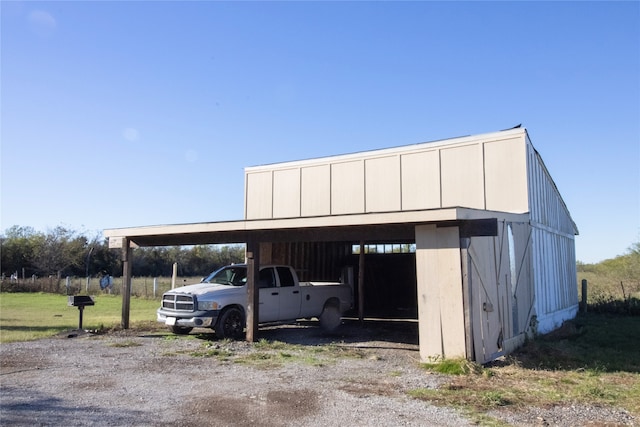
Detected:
left=0, top=320, right=635, bottom=426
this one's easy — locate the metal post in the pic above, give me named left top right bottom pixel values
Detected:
left=78, top=306, right=85, bottom=330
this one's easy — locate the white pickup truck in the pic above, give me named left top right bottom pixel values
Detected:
left=157, top=264, right=353, bottom=338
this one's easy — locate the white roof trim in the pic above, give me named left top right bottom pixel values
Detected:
left=104, top=207, right=528, bottom=240
left=245, top=128, right=527, bottom=172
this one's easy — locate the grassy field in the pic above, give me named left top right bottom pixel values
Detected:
left=0, top=292, right=161, bottom=343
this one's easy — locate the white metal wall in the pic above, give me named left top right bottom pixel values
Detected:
left=526, top=139, right=579, bottom=333
left=244, top=130, right=530, bottom=219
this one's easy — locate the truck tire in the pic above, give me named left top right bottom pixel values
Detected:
left=215, top=307, right=245, bottom=340
left=319, top=302, right=341, bottom=332
left=170, top=325, right=193, bottom=335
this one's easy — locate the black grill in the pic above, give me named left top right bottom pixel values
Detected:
left=162, top=293, right=195, bottom=312
left=67, top=295, right=95, bottom=330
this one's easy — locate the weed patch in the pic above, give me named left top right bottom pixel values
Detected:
left=108, top=340, right=142, bottom=348
left=409, top=314, right=640, bottom=420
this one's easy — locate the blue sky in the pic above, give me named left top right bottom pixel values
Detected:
left=1, top=1, right=638, bottom=263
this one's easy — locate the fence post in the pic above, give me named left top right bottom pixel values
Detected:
left=171, top=263, right=178, bottom=289
left=581, top=279, right=588, bottom=313
left=153, top=278, right=158, bottom=298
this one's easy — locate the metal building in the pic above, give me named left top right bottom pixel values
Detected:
left=105, top=127, right=578, bottom=364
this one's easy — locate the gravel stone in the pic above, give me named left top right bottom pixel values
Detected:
left=0, top=321, right=635, bottom=426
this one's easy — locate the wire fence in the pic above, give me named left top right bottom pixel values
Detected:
left=0, top=276, right=203, bottom=299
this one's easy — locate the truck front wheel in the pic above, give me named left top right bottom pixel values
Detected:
left=215, top=307, right=245, bottom=340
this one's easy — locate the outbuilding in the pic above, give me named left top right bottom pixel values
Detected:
left=105, top=127, right=578, bottom=364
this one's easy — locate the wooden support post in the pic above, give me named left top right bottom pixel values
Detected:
left=246, top=241, right=260, bottom=342
left=460, top=237, right=474, bottom=361
left=581, top=279, right=588, bottom=313
left=171, top=262, right=178, bottom=289
left=121, top=238, right=132, bottom=329
left=358, top=241, right=365, bottom=323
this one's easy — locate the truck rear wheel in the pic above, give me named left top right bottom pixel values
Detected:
left=170, top=325, right=193, bottom=335
left=215, top=307, right=245, bottom=340
left=319, top=302, right=341, bottom=332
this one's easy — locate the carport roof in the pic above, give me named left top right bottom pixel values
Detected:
left=103, top=207, right=528, bottom=247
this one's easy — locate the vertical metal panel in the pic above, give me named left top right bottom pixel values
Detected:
left=484, top=138, right=528, bottom=213
left=301, top=165, right=331, bottom=216
left=527, top=142, right=577, bottom=235
left=273, top=168, right=301, bottom=218
left=245, top=171, right=272, bottom=219
left=531, top=226, right=578, bottom=333
left=440, top=144, right=484, bottom=209
left=331, top=160, right=365, bottom=215
left=526, top=139, right=578, bottom=333
left=401, top=150, right=441, bottom=210
left=365, top=155, right=401, bottom=212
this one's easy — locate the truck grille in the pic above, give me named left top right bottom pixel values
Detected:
left=162, top=294, right=195, bottom=312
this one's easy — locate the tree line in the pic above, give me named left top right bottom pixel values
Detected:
left=1, top=225, right=245, bottom=279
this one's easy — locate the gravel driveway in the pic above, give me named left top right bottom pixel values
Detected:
left=0, top=320, right=635, bottom=426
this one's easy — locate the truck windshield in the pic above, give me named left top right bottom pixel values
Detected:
left=202, top=266, right=247, bottom=286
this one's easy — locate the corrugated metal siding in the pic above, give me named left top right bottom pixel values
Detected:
left=526, top=141, right=577, bottom=235
left=526, top=139, right=578, bottom=331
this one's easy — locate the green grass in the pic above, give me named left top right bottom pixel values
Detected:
left=171, top=338, right=367, bottom=369
left=411, top=313, right=640, bottom=423
left=0, top=292, right=161, bottom=343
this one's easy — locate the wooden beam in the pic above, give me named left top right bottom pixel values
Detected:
left=121, top=238, right=132, bottom=329
left=460, top=237, right=474, bottom=361
left=245, top=240, right=260, bottom=342
left=358, top=241, right=365, bottom=323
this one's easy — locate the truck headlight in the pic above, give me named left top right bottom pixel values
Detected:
left=198, top=300, right=219, bottom=311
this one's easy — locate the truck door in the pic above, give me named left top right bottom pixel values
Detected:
left=258, top=267, right=279, bottom=322
left=276, top=266, right=302, bottom=320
